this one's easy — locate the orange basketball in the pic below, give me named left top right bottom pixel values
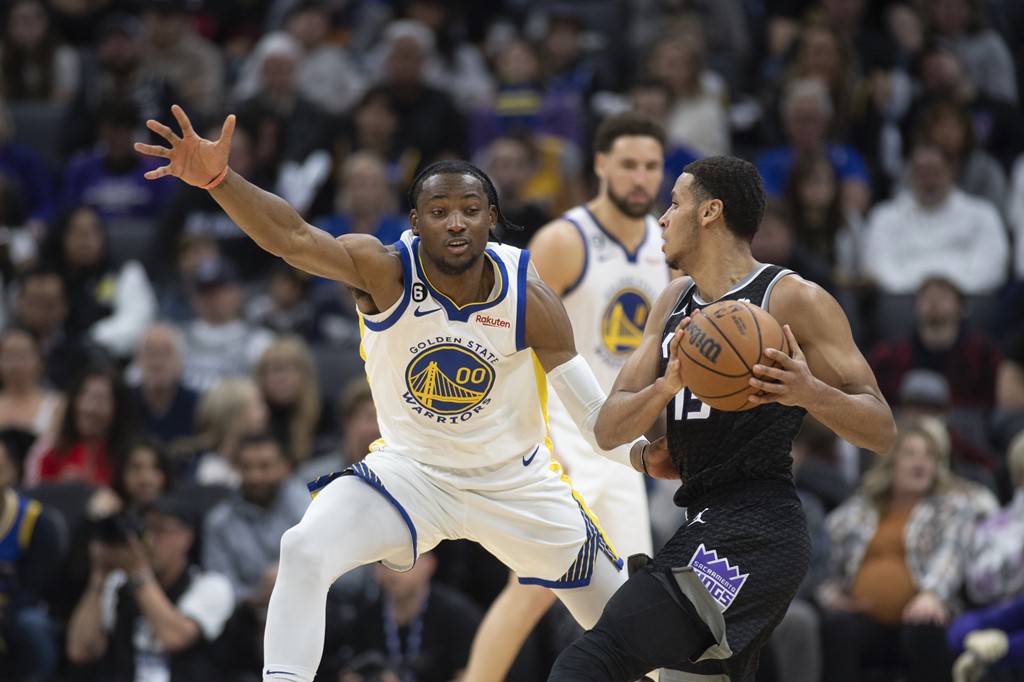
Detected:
left=677, top=300, right=789, bottom=411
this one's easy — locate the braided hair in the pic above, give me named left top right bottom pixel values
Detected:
left=407, top=160, right=522, bottom=242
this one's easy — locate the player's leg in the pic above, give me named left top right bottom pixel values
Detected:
left=262, top=475, right=413, bottom=682
left=549, top=567, right=716, bottom=681
left=462, top=573, right=558, bottom=682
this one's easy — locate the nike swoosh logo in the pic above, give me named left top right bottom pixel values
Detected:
left=414, top=306, right=441, bottom=317
left=265, top=672, right=299, bottom=677
left=522, top=447, right=539, bottom=466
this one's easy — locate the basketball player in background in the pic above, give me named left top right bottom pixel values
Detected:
left=135, top=105, right=631, bottom=682
left=465, top=111, right=670, bottom=681
left=549, top=157, right=897, bottom=681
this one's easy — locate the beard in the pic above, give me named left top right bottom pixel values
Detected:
left=431, top=251, right=481, bottom=276
left=608, top=185, right=656, bottom=219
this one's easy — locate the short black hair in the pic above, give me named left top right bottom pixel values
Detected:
left=683, top=156, right=766, bottom=241
left=237, top=431, right=290, bottom=462
left=407, top=160, right=520, bottom=237
left=593, top=111, right=666, bottom=155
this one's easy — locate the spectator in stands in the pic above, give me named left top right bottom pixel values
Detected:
left=111, top=435, right=174, bottom=511
left=334, top=86, right=421, bottom=202
left=155, top=122, right=277, bottom=284
left=323, top=551, right=482, bottom=682
left=780, top=20, right=861, bottom=141
left=65, top=492, right=234, bottom=681
left=948, top=432, right=1024, bottom=682
left=399, top=0, right=493, bottom=113
left=751, top=200, right=839, bottom=297
left=994, top=327, right=1024, bottom=451
left=644, top=34, right=729, bottom=158
left=374, top=19, right=466, bottom=171
left=0, top=0, right=80, bottom=104
left=468, top=36, right=582, bottom=155
left=784, top=151, right=864, bottom=284
left=297, top=376, right=378, bottom=483
left=202, top=433, right=308, bottom=603
left=132, top=322, right=200, bottom=447
left=40, top=203, right=157, bottom=359
left=154, top=232, right=219, bottom=323
left=964, top=431, right=1024, bottom=608
left=11, top=267, right=100, bottom=390
left=0, top=98, right=56, bottom=228
left=60, top=13, right=179, bottom=158
left=254, top=335, right=334, bottom=464
left=0, top=327, right=62, bottom=441
left=870, top=277, right=1002, bottom=411
left=60, top=99, right=174, bottom=221
left=913, top=97, right=1008, bottom=208
left=0, top=431, right=65, bottom=682
left=187, top=377, right=268, bottom=488
left=478, top=135, right=550, bottom=248
left=233, top=32, right=336, bottom=218
left=315, top=150, right=406, bottom=245
left=895, top=369, right=1000, bottom=492
left=24, top=363, right=136, bottom=487
left=862, top=141, right=1009, bottom=296
left=179, top=256, right=273, bottom=394
left=246, top=261, right=317, bottom=337
left=140, top=0, right=225, bottom=121
left=234, top=0, right=365, bottom=118
left=905, top=42, right=1023, bottom=171
left=756, top=77, right=872, bottom=216
left=921, top=0, right=1018, bottom=105
left=819, top=415, right=974, bottom=682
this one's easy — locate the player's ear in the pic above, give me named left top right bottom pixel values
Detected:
left=703, top=199, right=723, bottom=223
left=409, top=209, right=419, bottom=235
left=489, top=205, right=497, bottom=228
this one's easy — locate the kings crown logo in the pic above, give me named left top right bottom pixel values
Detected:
left=688, top=543, right=749, bottom=612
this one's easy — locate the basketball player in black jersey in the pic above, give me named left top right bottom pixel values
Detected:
left=549, top=156, right=897, bottom=682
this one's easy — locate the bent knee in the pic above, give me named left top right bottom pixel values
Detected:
left=279, top=525, right=332, bottom=580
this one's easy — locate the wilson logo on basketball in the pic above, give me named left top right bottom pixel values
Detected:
left=687, top=324, right=722, bottom=363
left=475, top=314, right=510, bottom=328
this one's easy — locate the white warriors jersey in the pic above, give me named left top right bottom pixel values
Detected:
left=558, top=205, right=670, bottom=391
left=359, top=230, right=547, bottom=468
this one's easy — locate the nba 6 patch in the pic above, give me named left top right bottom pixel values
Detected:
left=688, top=543, right=749, bottom=612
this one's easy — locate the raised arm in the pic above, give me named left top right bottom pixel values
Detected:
left=751, top=275, right=897, bottom=454
left=134, top=106, right=403, bottom=312
left=593, top=277, right=690, bottom=450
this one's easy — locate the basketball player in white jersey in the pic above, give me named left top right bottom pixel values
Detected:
left=464, top=112, right=672, bottom=681
left=135, top=105, right=633, bottom=682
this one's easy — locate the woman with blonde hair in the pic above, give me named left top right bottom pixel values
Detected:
left=818, top=415, right=975, bottom=682
left=187, top=377, right=268, bottom=487
left=255, top=335, right=333, bottom=464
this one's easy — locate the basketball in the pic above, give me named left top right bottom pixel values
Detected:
left=677, top=300, right=789, bottom=411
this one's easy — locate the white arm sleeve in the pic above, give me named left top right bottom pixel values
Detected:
left=546, top=354, right=632, bottom=468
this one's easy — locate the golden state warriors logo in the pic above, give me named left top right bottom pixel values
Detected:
left=601, top=288, right=650, bottom=355
left=405, top=344, right=495, bottom=420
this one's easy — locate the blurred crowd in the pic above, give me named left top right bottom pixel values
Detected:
left=0, top=0, right=1022, bottom=680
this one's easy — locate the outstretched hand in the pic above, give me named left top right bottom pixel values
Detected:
left=745, top=324, right=823, bottom=409
left=133, top=104, right=235, bottom=187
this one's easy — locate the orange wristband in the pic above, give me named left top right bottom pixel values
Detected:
left=202, top=166, right=230, bottom=190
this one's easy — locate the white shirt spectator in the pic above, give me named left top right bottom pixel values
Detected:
left=862, top=188, right=1010, bottom=295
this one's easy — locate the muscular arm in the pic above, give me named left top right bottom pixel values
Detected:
left=594, top=278, right=691, bottom=449
left=527, top=219, right=585, bottom=296
left=135, top=106, right=404, bottom=313
left=760, top=276, right=897, bottom=454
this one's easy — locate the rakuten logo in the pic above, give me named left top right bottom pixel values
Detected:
left=475, top=314, right=510, bottom=328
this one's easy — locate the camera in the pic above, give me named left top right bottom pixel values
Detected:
left=94, top=511, right=146, bottom=545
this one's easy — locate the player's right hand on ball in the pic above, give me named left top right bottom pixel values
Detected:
left=134, top=104, right=235, bottom=187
